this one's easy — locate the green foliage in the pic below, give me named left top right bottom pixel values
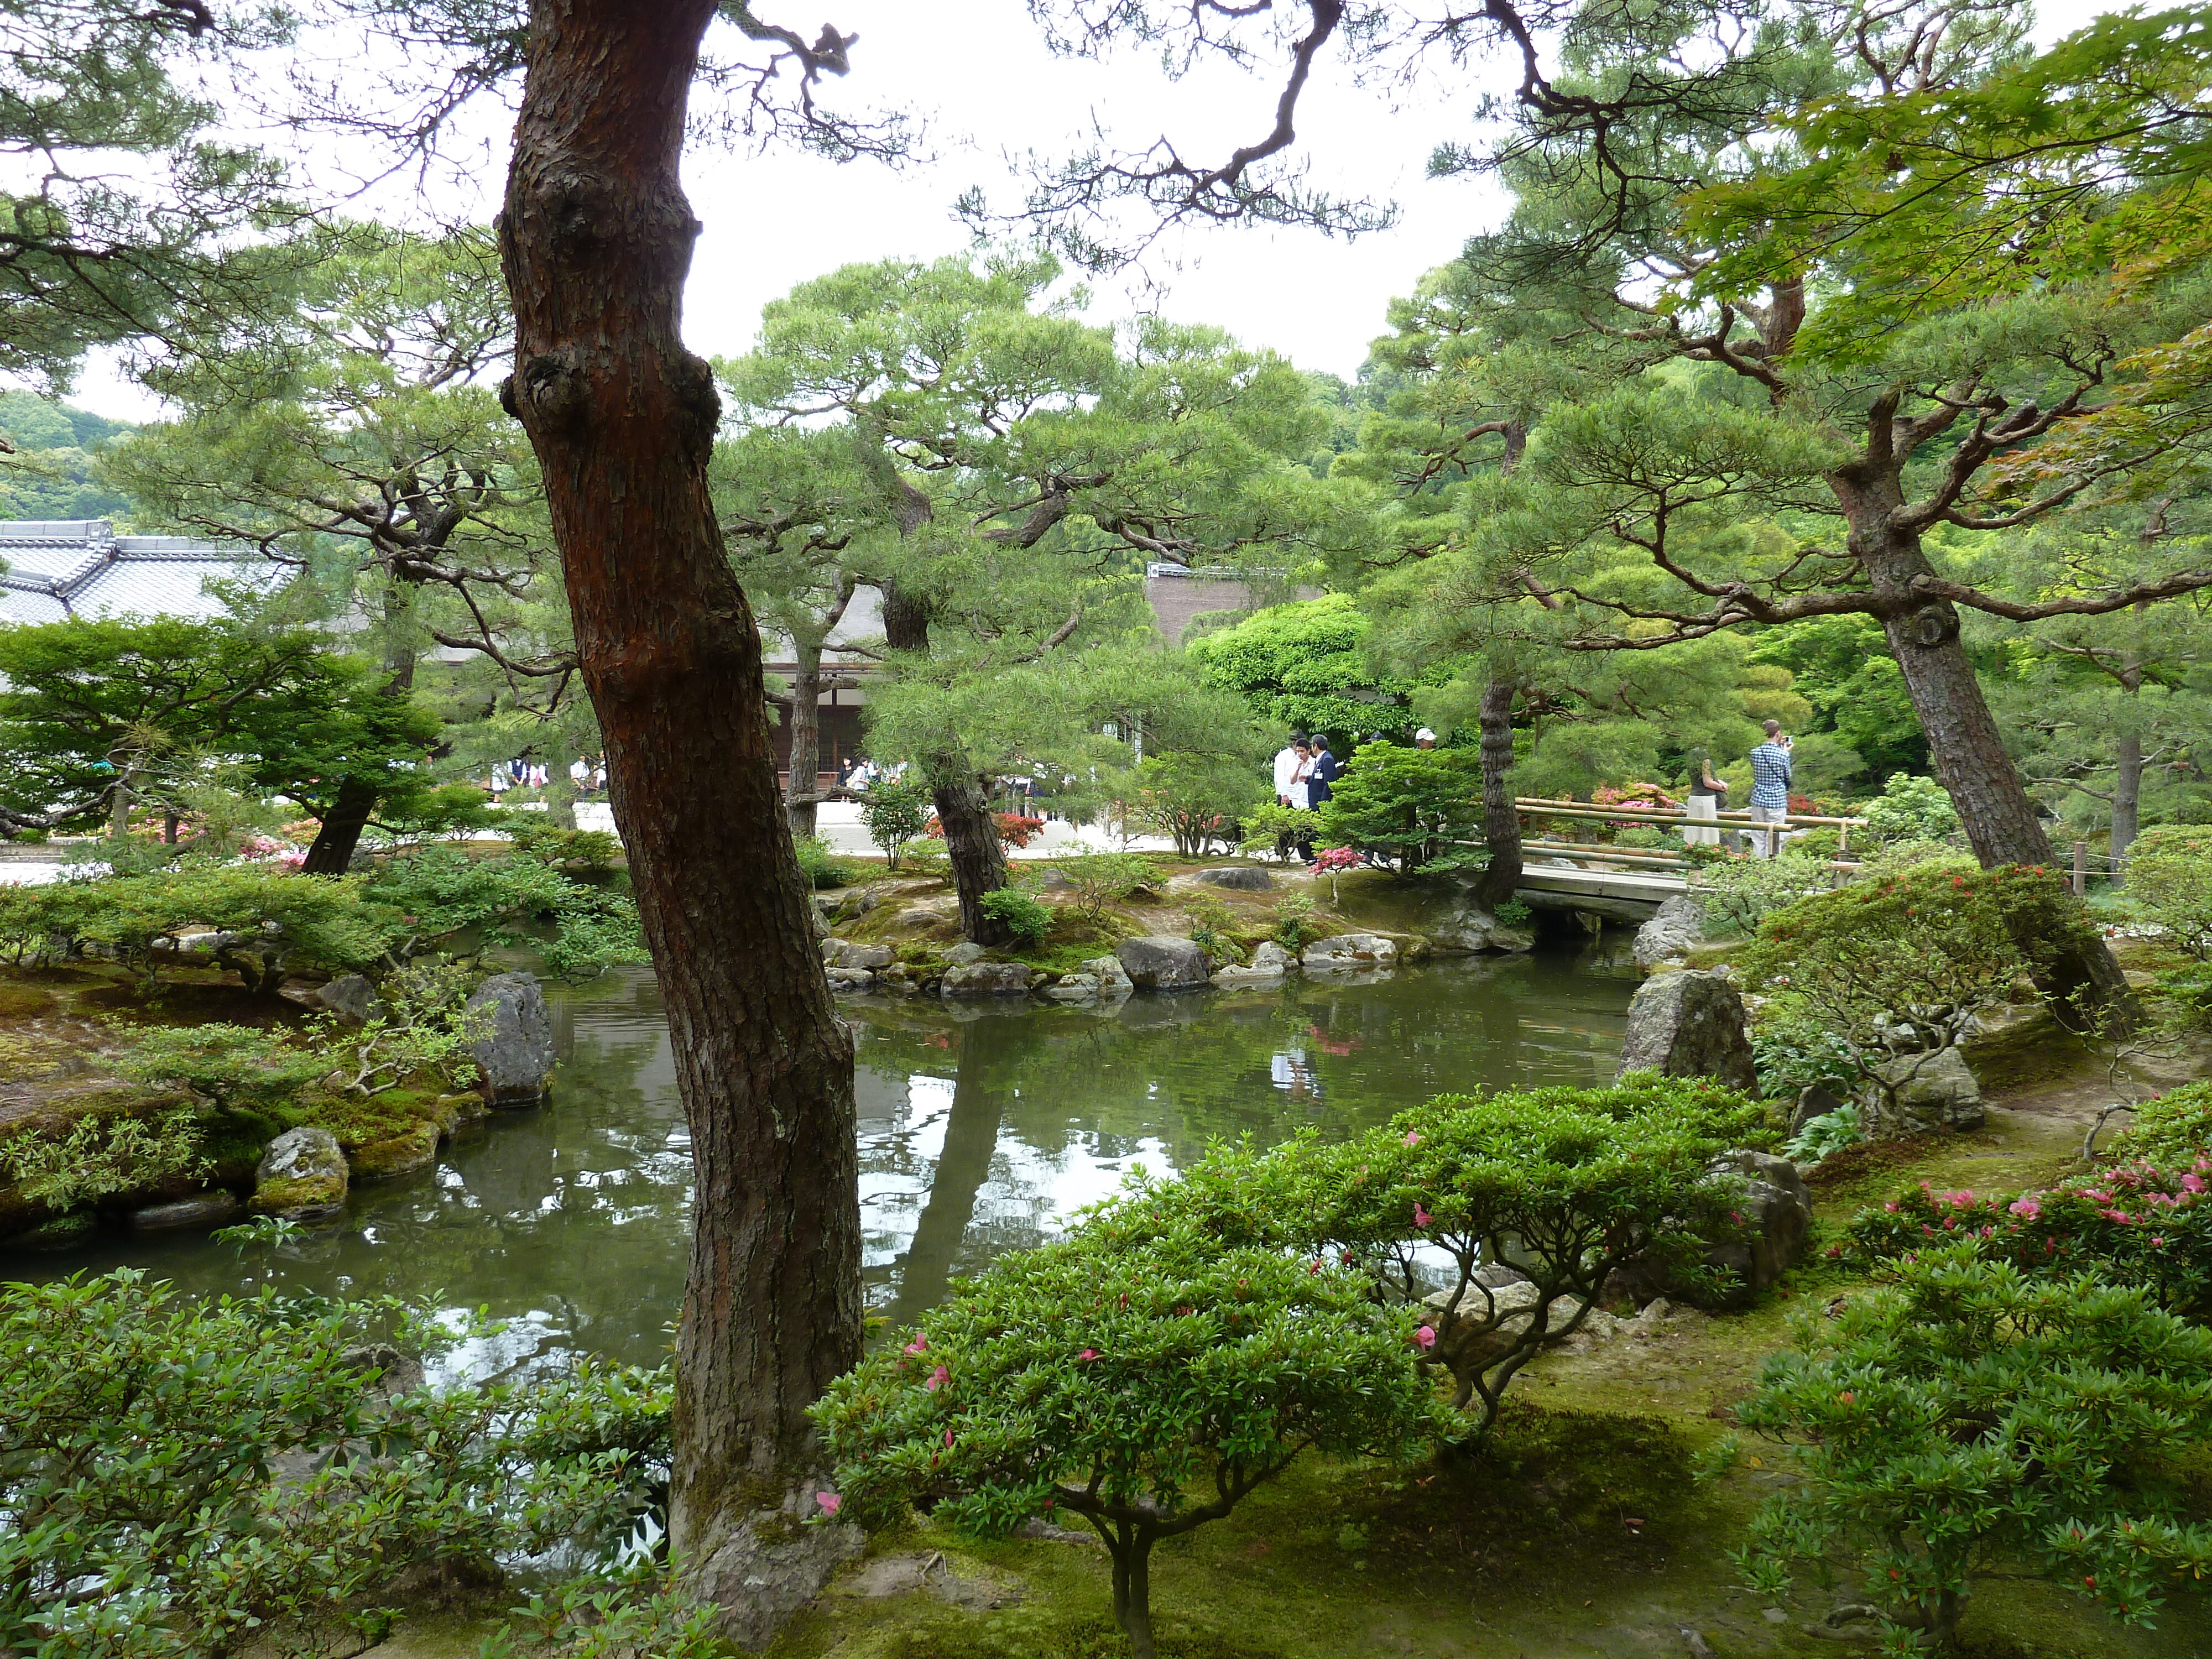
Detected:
left=1128, top=1076, right=1771, bottom=1436
left=361, top=847, right=645, bottom=982
left=1312, top=743, right=1481, bottom=874
left=1748, top=619, right=1926, bottom=780
left=1859, top=772, right=1962, bottom=847
left=0, top=1110, right=207, bottom=1210
left=108, top=1021, right=326, bottom=1117
left=813, top=1219, right=1434, bottom=1655
left=0, top=391, right=131, bottom=517
left=1748, top=995, right=1859, bottom=1102
left=1735, top=1249, right=2212, bottom=1645
left=0, top=1270, right=673, bottom=1659
left=1127, top=753, right=1266, bottom=859
left=860, top=779, right=933, bottom=870
left=314, top=959, right=484, bottom=1098
left=792, top=833, right=860, bottom=890
left=977, top=888, right=1052, bottom=946
left=2127, top=824, right=2212, bottom=959
left=1689, top=849, right=1838, bottom=937
left=1783, top=1102, right=1862, bottom=1166
left=1738, top=863, right=2096, bottom=1107
left=1187, top=596, right=1423, bottom=745
left=505, top=820, right=622, bottom=874
left=1271, top=891, right=1317, bottom=951
left=2116, top=1081, right=2212, bottom=1170
left=1235, top=801, right=1318, bottom=860
left=1046, top=851, right=1155, bottom=925
left=1182, top=894, right=1244, bottom=967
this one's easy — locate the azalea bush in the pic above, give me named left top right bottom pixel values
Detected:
left=1734, top=1249, right=2212, bottom=1650
left=1846, top=1161, right=2212, bottom=1317
left=1126, top=753, right=1265, bottom=858
left=813, top=1220, right=1434, bottom=1659
left=360, top=847, right=645, bottom=981
left=2116, top=1080, right=2212, bottom=1168
left=0, top=1269, right=674, bottom=1659
left=0, top=1111, right=210, bottom=1213
left=1736, top=863, right=2095, bottom=1127
left=1119, top=1076, right=1772, bottom=1436
left=977, top=886, right=1052, bottom=946
left=108, top=1021, right=328, bottom=1118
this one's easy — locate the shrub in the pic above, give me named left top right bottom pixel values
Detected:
left=1689, top=849, right=1835, bottom=937
left=813, top=1220, right=1435, bottom=1659
left=994, top=812, right=1045, bottom=849
left=2115, top=1079, right=2212, bottom=1167
left=1737, top=863, right=2098, bottom=1125
left=1126, top=753, right=1266, bottom=858
left=504, top=819, right=622, bottom=873
left=0, top=1271, right=673, bottom=1659
left=1748, top=994, right=1859, bottom=1099
left=1236, top=801, right=1318, bottom=860
left=362, top=846, right=646, bottom=980
left=1047, top=850, right=1155, bottom=924
left=858, top=778, right=931, bottom=869
left=1846, top=1161, right=2212, bottom=1316
left=977, top=886, right=1052, bottom=946
left=1271, top=891, right=1317, bottom=951
left=1734, top=1248, right=2212, bottom=1646
left=1124, top=1076, right=1771, bottom=1435
left=314, top=959, right=487, bottom=1098
left=2126, top=823, right=2212, bottom=958
left=1859, top=771, right=1961, bottom=846
left=0, top=1110, right=209, bottom=1210
left=1784, top=1101, right=1863, bottom=1165
left=1313, top=744, right=1483, bottom=874
left=109, top=1022, right=327, bottom=1118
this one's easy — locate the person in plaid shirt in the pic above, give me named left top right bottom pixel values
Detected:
left=1747, top=719, right=1793, bottom=858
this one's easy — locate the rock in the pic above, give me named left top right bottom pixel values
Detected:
left=1301, top=933, right=1399, bottom=970
left=1115, top=936, right=1212, bottom=992
left=822, top=939, right=895, bottom=970
left=1212, top=940, right=1293, bottom=986
left=1961, top=1001, right=2070, bottom=1091
left=351, top=1119, right=441, bottom=1181
left=1251, top=940, right=1293, bottom=975
left=17, top=1210, right=100, bottom=1248
left=825, top=967, right=878, bottom=991
left=129, top=1193, right=244, bottom=1232
left=313, top=973, right=385, bottom=1026
left=943, top=942, right=987, bottom=967
left=1613, top=969, right=1759, bottom=1094
left=1611, top=1150, right=1813, bottom=1310
left=432, top=1091, right=488, bottom=1136
left=464, top=972, right=557, bottom=1108
left=898, top=901, right=957, bottom=928
left=252, top=1126, right=348, bottom=1221
left=1633, top=893, right=1706, bottom=971
left=1083, top=956, right=1134, bottom=993
left=1045, top=974, right=1100, bottom=1001
left=1428, top=900, right=1533, bottom=954
left=941, top=962, right=1035, bottom=998
left=1790, top=1082, right=1848, bottom=1137
left=339, top=1343, right=426, bottom=1397
left=844, top=888, right=880, bottom=916
left=1194, top=865, right=1274, bottom=891
left=1863, top=1046, right=1985, bottom=1137
left=831, top=1552, right=1025, bottom=1610
left=687, top=1486, right=865, bottom=1651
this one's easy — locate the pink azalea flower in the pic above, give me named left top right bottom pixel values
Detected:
left=1414, top=1325, right=1437, bottom=1350
left=1077, top=1348, right=1099, bottom=1363
left=2008, top=1198, right=2041, bottom=1220
left=1837, top=1391, right=1855, bottom=1406
left=2184, top=1173, right=2205, bottom=1195
left=1404, top=1130, right=1422, bottom=1147
left=817, top=1492, right=842, bottom=1516
left=925, top=1365, right=950, bottom=1391
left=2152, top=1236, right=2167, bottom=1248
left=904, top=1335, right=928, bottom=1357
left=1884, top=1202, right=1900, bottom=1213
left=1413, top=1203, right=1432, bottom=1229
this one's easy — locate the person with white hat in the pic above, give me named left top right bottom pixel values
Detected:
left=1414, top=728, right=1437, bottom=749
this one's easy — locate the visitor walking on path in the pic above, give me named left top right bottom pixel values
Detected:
left=1747, top=721, right=1794, bottom=859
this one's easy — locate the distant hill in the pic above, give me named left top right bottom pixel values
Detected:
left=0, top=390, right=135, bottom=520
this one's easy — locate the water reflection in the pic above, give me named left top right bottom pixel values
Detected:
left=7, top=950, right=1634, bottom=1375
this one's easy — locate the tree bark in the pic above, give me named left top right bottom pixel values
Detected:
left=300, top=774, right=381, bottom=874
left=878, top=582, right=1013, bottom=944
left=2111, top=727, right=2142, bottom=873
left=498, top=0, right=860, bottom=1615
left=1471, top=678, right=1523, bottom=912
left=1109, top=1534, right=1157, bottom=1659
left=786, top=641, right=824, bottom=841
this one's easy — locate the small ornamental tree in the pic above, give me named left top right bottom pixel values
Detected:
left=1737, top=864, right=2103, bottom=1126
left=1312, top=744, right=1483, bottom=875
left=1735, top=1249, right=2212, bottom=1648
left=2126, top=825, right=2212, bottom=958
left=1045, top=851, right=1156, bottom=925
left=1126, top=753, right=1267, bottom=859
left=1128, top=1076, right=1772, bottom=1436
left=859, top=778, right=931, bottom=871
left=812, top=1221, right=1435, bottom=1659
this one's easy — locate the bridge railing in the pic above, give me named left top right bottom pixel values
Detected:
left=1503, top=796, right=1870, bottom=878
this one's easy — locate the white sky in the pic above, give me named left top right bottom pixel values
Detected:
left=68, top=0, right=2112, bottom=422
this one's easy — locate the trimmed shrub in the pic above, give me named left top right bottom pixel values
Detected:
left=1312, top=743, right=1483, bottom=874
left=977, top=886, right=1052, bottom=946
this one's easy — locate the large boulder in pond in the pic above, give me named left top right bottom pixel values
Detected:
left=1115, top=936, right=1211, bottom=992
left=1632, top=893, right=1705, bottom=972
left=941, top=962, right=1036, bottom=998
left=1863, top=1046, right=1984, bottom=1137
left=1614, top=969, right=1759, bottom=1095
left=465, top=972, right=557, bottom=1109
left=1082, top=956, right=1134, bottom=995
left=252, top=1126, right=347, bottom=1222
left=1301, top=933, right=1399, bottom=971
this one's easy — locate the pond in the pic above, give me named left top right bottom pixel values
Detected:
left=17, top=949, right=1637, bottom=1378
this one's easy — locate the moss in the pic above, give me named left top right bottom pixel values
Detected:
left=250, top=1172, right=345, bottom=1215
left=0, top=984, right=59, bottom=1019
left=349, top=1119, right=441, bottom=1181
left=305, top=1086, right=447, bottom=1152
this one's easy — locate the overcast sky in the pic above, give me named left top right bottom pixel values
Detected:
left=69, top=0, right=2112, bottom=421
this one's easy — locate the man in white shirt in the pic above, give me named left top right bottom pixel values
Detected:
left=1272, top=735, right=1307, bottom=806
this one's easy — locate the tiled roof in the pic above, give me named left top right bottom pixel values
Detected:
left=0, top=519, right=279, bottom=625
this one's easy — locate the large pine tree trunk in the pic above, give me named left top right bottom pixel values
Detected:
left=302, top=606, right=419, bottom=875
left=878, top=583, right=1013, bottom=944
left=1470, top=678, right=1523, bottom=912
left=498, top=2, right=862, bottom=1638
left=1856, top=514, right=2134, bottom=1022
left=786, top=643, right=823, bottom=840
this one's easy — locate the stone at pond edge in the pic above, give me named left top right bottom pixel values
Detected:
left=821, top=938, right=894, bottom=971
left=253, top=1126, right=348, bottom=1221
left=1301, top=933, right=1399, bottom=970
left=1613, top=969, right=1759, bottom=1095
left=1213, top=939, right=1294, bottom=985
left=313, top=973, right=385, bottom=1025
left=825, top=967, right=878, bottom=991
left=684, top=1487, right=864, bottom=1652
left=1194, top=865, right=1273, bottom=891
left=941, top=962, right=1036, bottom=998
left=465, top=972, right=557, bottom=1108
left=1115, top=935, right=1211, bottom=991
left=942, top=941, right=987, bottom=967
left=1082, top=955, right=1133, bottom=993
left=1862, top=1046, right=1984, bottom=1138
left=351, top=1119, right=442, bottom=1182
left=1610, top=1150, right=1812, bottom=1310
left=130, top=1193, right=244, bottom=1232
left=1632, top=892, right=1705, bottom=972
left=1427, top=899, right=1533, bottom=955
left=1045, top=973, right=1099, bottom=1001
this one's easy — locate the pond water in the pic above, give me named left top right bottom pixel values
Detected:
left=15, top=950, right=1636, bottom=1379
